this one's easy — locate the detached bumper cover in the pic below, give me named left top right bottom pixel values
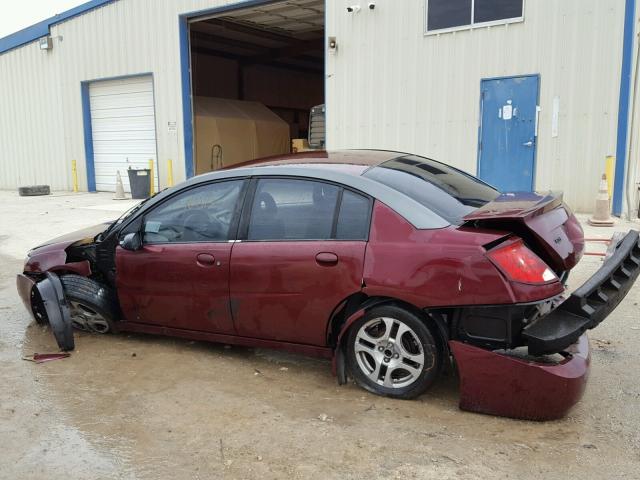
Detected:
left=451, top=334, right=590, bottom=421
left=16, top=272, right=74, bottom=351
left=523, top=230, right=640, bottom=355
left=16, top=274, right=37, bottom=321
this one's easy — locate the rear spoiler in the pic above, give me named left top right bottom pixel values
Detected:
left=463, top=191, right=564, bottom=222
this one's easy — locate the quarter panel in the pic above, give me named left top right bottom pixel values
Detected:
left=363, top=201, right=561, bottom=307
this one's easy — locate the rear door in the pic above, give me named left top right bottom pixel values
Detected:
left=230, top=178, right=371, bottom=346
left=478, top=75, right=540, bottom=192
left=116, top=179, right=246, bottom=334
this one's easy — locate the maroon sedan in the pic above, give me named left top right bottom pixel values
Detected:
left=17, top=151, right=640, bottom=420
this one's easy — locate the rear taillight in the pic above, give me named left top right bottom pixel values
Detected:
left=487, top=239, right=558, bottom=284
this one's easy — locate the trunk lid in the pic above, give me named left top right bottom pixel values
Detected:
left=464, top=192, right=585, bottom=272
left=464, top=191, right=563, bottom=221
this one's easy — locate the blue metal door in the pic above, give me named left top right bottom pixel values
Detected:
left=478, top=75, right=539, bottom=192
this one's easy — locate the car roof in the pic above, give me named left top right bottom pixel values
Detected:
left=131, top=150, right=449, bottom=230
left=225, top=150, right=401, bottom=173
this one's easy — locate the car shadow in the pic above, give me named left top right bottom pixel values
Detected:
left=22, top=321, right=462, bottom=407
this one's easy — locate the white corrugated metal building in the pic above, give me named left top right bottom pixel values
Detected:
left=0, top=0, right=639, bottom=216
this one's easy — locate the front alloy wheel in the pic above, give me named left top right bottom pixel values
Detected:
left=346, top=305, right=441, bottom=399
left=69, top=301, right=111, bottom=333
left=60, top=274, right=117, bottom=335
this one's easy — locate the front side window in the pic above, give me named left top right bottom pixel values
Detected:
left=143, top=180, right=244, bottom=244
left=426, top=0, right=523, bottom=33
left=247, top=179, right=340, bottom=241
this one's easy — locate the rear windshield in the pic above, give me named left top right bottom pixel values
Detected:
left=363, top=155, right=500, bottom=225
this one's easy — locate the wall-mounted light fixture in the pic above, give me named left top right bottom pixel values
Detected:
left=39, top=36, right=53, bottom=51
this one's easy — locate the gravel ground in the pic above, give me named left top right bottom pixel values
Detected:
left=0, top=190, right=639, bottom=480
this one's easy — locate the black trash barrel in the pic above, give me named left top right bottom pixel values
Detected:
left=127, top=168, right=151, bottom=199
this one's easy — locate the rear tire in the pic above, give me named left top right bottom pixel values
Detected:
left=346, top=305, right=442, bottom=399
left=60, top=275, right=118, bottom=333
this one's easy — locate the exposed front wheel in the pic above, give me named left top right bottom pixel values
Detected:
left=60, top=275, right=117, bottom=334
left=346, top=305, right=442, bottom=399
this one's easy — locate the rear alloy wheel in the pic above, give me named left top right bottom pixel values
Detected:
left=346, top=305, right=441, bottom=399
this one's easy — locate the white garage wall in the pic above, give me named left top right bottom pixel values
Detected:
left=326, top=0, right=629, bottom=213
left=0, top=0, right=251, bottom=192
left=0, top=0, right=635, bottom=215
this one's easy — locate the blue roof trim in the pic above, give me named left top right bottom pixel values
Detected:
left=0, top=0, right=115, bottom=54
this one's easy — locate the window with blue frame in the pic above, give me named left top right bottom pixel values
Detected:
left=426, top=0, right=523, bottom=33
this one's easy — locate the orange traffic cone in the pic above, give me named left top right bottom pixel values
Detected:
left=113, top=171, right=127, bottom=200
left=588, top=174, right=614, bottom=226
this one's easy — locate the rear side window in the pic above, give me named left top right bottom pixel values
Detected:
left=336, top=190, right=370, bottom=240
left=247, top=179, right=340, bottom=241
left=364, top=155, right=499, bottom=225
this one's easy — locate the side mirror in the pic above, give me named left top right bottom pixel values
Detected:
left=119, top=232, right=142, bottom=251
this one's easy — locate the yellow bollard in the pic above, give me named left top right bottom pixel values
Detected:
left=605, top=156, right=615, bottom=199
left=167, top=159, right=174, bottom=187
left=149, top=159, right=155, bottom=196
left=71, top=160, right=78, bottom=192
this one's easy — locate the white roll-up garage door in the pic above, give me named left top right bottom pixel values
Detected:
left=89, top=76, right=158, bottom=192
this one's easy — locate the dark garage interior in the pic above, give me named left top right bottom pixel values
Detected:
left=189, top=0, right=325, bottom=173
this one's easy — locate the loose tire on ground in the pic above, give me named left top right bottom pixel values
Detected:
left=18, top=185, right=50, bottom=196
left=60, top=275, right=118, bottom=334
left=346, top=305, right=442, bottom=399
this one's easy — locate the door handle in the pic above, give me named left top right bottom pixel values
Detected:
left=523, top=141, right=534, bottom=147
left=316, top=252, right=338, bottom=266
left=196, top=253, right=216, bottom=266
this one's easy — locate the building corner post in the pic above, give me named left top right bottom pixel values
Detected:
left=613, top=0, right=636, bottom=216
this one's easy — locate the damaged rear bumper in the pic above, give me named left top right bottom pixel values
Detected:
left=449, top=230, right=638, bottom=420
left=523, top=230, right=640, bottom=355
left=450, top=334, right=590, bottom=421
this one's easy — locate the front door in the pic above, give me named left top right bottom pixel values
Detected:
left=116, top=179, right=246, bottom=334
left=230, top=178, right=371, bottom=346
left=478, top=75, right=539, bottom=192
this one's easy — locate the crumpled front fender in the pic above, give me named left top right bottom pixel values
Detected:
left=24, top=249, right=92, bottom=276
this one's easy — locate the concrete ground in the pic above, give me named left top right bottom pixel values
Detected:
left=0, top=190, right=639, bottom=480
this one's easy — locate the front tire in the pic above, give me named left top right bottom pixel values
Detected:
left=60, top=275, right=117, bottom=334
left=346, top=305, right=442, bottom=399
